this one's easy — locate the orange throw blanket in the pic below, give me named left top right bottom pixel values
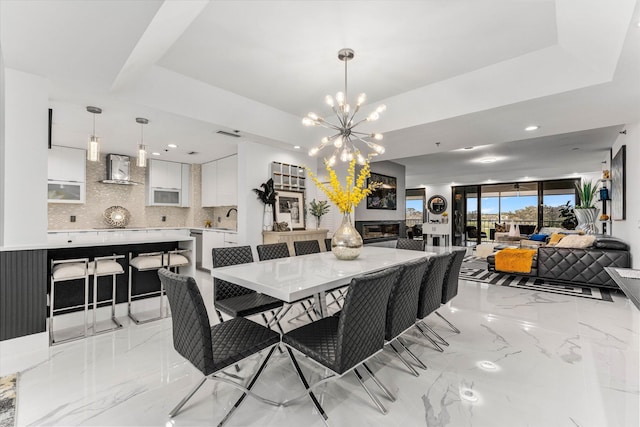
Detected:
left=495, top=248, right=536, bottom=273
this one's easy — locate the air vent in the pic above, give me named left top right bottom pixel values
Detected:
left=216, top=130, right=241, bottom=138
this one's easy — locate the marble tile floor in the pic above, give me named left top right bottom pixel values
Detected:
left=9, top=270, right=639, bottom=427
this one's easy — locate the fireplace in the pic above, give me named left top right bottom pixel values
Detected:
left=355, top=220, right=406, bottom=243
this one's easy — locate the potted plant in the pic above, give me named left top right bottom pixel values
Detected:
left=309, top=199, right=330, bottom=229
left=558, top=201, right=577, bottom=230
left=574, top=179, right=599, bottom=234
left=253, top=178, right=277, bottom=231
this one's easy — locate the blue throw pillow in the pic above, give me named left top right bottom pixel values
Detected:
left=529, top=233, right=548, bottom=242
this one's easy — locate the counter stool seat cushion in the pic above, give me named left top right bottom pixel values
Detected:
left=89, top=260, right=124, bottom=276
left=130, top=255, right=163, bottom=270
left=214, top=293, right=283, bottom=318
left=166, top=254, right=189, bottom=267
left=52, top=263, right=87, bottom=280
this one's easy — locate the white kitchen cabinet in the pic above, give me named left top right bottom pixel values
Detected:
left=201, top=155, right=237, bottom=207
left=48, top=146, right=86, bottom=203
left=147, top=160, right=190, bottom=206
left=181, top=164, right=191, bottom=207
left=201, top=161, right=217, bottom=207
left=217, top=154, right=237, bottom=206
left=148, top=159, right=182, bottom=189
left=48, top=146, right=86, bottom=183
left=202, top=230, right=225, bottom=270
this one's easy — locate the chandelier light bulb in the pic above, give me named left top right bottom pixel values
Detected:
left=328, top=155, right=337, bottom=166
left=308, top=112, right=319, bottom=120
left=336, top=91, right=345, bottom=106
left=344, top=104, right=350, bottom=114
left=367, top=111, right=380, bottom=122
left=376, top=104, right=387, bottom=113
left=309, top=147, right=319, bottom=156
left=340, top=147, right=349, bottom=162
left=302, top=117, right=315, bottom=126
left=347, top=151, right=354, bottom=161
left=321, top=136, right=330, bottom=144
left=372, top=133, right=384, bottom=140
left=357, top=153, right=366, bottom=165
left=325, top=95, right=334, bottom=107
left=357, top=93, right=367, bottom=106
left=334, top=135, right=343, bottom=148
left=371, top=143, right=385, bottom=154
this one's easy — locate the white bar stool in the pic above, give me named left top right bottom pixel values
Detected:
left=128, top=251, right=166, bottom=324
left=166, top=249, right=190, bottom=272
left=90, top=254, right=125, bottom=334
left=50, top=258, right=90, bottom=346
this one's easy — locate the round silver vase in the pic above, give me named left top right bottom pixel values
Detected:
left=331, top=212, right=363, bottom=260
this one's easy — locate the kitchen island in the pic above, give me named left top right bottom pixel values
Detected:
left=0, top=229, right=195, bottom=342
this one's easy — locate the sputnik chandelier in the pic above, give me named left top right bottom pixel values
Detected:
left=303, top=48, right=386, bottom=165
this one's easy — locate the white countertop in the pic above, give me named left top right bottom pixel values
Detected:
left=0, top=231, right=194, bottom=251
left=211, top=246, right=433, bottom=303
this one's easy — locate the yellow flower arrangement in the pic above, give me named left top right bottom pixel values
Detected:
left=307, top=155, right=379, bottom=214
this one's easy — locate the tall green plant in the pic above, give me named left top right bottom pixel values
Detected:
left=575, top=179, right=598, bottom=208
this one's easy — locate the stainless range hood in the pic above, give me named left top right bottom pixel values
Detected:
left=101, top=154, right=142, bottom=185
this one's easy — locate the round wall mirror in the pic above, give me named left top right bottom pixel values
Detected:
left=427, top=195, right=447, bottom=215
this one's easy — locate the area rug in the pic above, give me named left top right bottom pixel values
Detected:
left=0, top=373, right=17, bottom=427
left=460, top=257, right=614, bottom=302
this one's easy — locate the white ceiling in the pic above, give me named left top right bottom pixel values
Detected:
left=1, top=0, right=639, bottom=181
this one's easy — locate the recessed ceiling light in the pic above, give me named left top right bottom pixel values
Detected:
left=464, top=146, right=475, bottom=150
left=168, top=144, right=178, bottom=148
left=478, top=361, right=499, bottom=371
left=524, top=125, right=539, bottom=131
left=459, top=388, right=479, bottom=403
left=478, top=157, right=497, bottom=163
left=293, top=145, right=301, bottom=149
left=152, top=152, right=160, bottom=156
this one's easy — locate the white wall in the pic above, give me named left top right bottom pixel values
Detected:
left=611, top=122, right=639, bottom=268
left=237, top=141, right=311, bottom=256
left=354, top=160, right=406, bottom=221
left=1, top=69, right=48, bottom=246
left=0, top=44, right=5, bottom=244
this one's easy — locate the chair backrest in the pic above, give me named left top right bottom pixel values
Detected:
left=294, top=240, right=321, bottom=256
left=385, top=258, right=429, bottom=341
left=417, top=253, right=452, bottom=319
left=335, top=266, right=401, bottom=373
left=256, top=243, right=290, bottom=261
left=466, top=226, right=478, bottom=238
left=441, top=249, right=466, bottom=304
left=158, top=269, right=214, bottom=376
left=212, top=246, right=255, bottom=301
left=324, top=238, right=332, bottom=252
left=396, top=238, right=425, bottom=251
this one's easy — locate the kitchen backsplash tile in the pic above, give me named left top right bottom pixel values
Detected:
left=48, top=157, right=237, bottom=230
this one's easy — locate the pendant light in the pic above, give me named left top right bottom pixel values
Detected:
left=86, top=106, right=102, bottom=162
left=136, top=117, right=148, bottom=167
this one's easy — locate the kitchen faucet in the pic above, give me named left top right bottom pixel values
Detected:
left=226, top=208, right=238, bottom=217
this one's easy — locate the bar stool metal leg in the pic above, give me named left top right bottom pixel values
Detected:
left=50, top=258, right=90, bottom=346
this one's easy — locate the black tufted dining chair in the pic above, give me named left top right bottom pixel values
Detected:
left=324, top=238, right=332, bottom=252
left=436, top=249, right=466, bottom=333
left=158, top=269, right=280, bottom=425
left=396, top=238, right=426, bottom=251
left=212, top=246, right=284, bottom=333
left=382, top=258, right=430, bottom=377
left=282, top=267, right=401, bottom=421
left=293, top=239, right=321, bottom=256
left=415, top=253, right=453, bottom=351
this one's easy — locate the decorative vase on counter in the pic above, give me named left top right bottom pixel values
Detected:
left=575, top=207, right=599, bottom=234
left=263, top=204, right=274, bottom=231
left=331, top=212, right=363, bottom=260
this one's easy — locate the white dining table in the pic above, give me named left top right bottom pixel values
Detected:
left=211, top=246, right=435, bottom=317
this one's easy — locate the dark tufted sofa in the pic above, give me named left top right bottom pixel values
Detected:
left=487, top=235, right=631, bottom=289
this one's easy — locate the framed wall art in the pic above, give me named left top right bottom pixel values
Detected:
left=275, top=190, right=305, bottom=230
left=366, top=172, right=397, bottom=210
left=611, top=145, right=626, bottom=220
